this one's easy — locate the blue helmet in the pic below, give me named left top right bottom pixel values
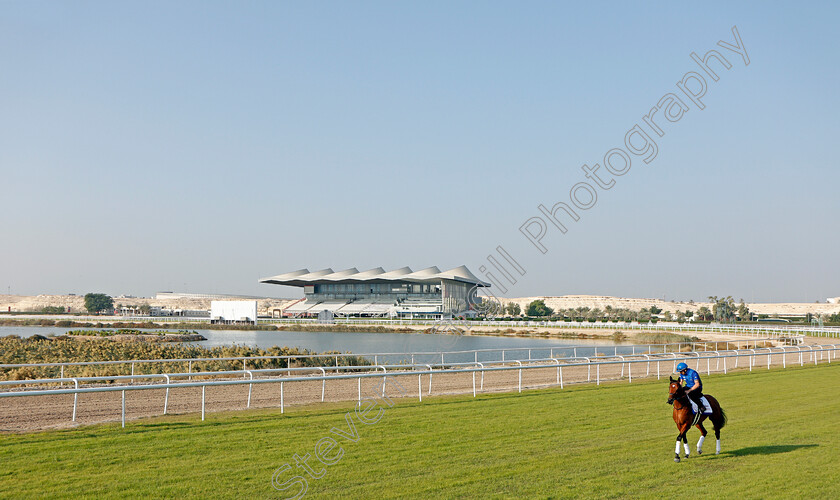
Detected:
left=676, top=362, right=688, bottom=372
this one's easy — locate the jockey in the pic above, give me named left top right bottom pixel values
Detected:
left=676, top=362, right=706, bottom=413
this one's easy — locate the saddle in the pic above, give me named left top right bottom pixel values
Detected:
left=690, top=396, right=712, bottom=419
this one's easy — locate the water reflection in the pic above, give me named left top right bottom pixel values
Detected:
left=1, top=326, right=636, bottom=365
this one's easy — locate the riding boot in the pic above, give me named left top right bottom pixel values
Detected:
left=691, top=397, right=701, bottom=414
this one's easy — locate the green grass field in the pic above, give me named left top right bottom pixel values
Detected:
left=1, top=363, right=838, bottom=499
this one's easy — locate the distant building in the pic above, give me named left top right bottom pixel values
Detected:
left=118, top=306, right=209, bottom=317
left=259, top=266, right=489, bottom=319
left=827, top=297, right=840, bottom=304
left=211, top=300, right=258, bottom=324
left=156, top=292, right=267, bottom=300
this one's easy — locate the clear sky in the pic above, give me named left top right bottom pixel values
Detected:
left=1, top=1, right=838, bottom=302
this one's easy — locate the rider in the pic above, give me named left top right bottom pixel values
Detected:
left=676, top=362, right=706, bottom=413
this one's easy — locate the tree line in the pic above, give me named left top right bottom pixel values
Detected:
left=492, top=296, right=759, bottom=323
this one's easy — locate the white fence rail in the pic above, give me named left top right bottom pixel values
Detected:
left=1, top=344, right=837, bottom=429
left=0, top=340, right=782, bottom=379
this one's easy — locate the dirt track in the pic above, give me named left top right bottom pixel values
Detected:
left=2, top=342, right=836, bottom=433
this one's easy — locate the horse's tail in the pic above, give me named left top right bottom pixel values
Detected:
left=716, top=407, right=728, bottom=430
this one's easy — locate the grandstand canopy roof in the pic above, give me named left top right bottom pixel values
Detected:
left=260, top=265, right=489, bottom=287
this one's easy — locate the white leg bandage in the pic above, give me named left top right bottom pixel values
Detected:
left=683, top=442, right=690, bottom=455
left=716, top=439, right=721, bottom=454
left=697, top=435, right=705, bottom=452
left=675, top=440, right=681, bottom=454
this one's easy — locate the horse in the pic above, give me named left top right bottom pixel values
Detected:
left=667, top=376, right=727, bottom=462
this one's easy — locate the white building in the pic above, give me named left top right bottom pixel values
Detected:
left=210, top=300, right=258, bottom=324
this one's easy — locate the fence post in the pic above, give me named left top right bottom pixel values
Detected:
left=418, top=374, right=422, bottom=402
left=201, top=386, right=205, bottom=421
left=162, top=375, right=170, bottom=415
left=280, top=381, right=284, bottom=414
left=428, top=365, right=433, bottom=394
left=72, top=379, right=79, bottom=422
left=247, top=371, right=253, bottom=409
left=121, top=390, right=125, bottom=428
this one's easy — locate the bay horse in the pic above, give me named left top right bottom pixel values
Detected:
left=667, top=376, right=727, bottom=462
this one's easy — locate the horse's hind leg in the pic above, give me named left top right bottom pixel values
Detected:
left=714, top=425, right=721, bottom=455
left=696, top=421, right=708, bottom=454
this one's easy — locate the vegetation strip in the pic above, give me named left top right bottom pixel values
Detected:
left=0, top=336, right=368, bottom=380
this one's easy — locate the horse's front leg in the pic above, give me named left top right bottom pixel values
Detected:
left=674, top=432, right=683, bottom=462
left=696, top=421, right=708, bottom=455
left=675, top=422, right=690, bottom=461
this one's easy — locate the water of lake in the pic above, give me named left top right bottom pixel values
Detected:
left=1, top=326, right=634, bottom=364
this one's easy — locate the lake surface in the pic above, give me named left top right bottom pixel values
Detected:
left=1, top=326, right=637, bottom=364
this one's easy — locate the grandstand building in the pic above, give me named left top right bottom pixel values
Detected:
left=259, top=266, right=489, bottom=318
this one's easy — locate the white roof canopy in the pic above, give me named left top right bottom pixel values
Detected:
left=260, top=265, right=489, bottom=287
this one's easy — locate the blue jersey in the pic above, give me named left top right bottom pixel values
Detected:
left=680, top=368, right=702, bottom=391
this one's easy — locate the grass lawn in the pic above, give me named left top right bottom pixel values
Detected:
left=1, top=363, right=838, bottom=499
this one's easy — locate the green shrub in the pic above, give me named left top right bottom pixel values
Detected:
left=0, top=336, right=370, bottom=380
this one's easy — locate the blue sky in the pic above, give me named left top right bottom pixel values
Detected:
left=1, top=1, right=838, bottom=302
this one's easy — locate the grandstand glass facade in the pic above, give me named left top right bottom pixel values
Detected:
left=309, top=282, right=441, bottom=301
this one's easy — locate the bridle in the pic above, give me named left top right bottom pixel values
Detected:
left=667, top=383, right=687, bottom=406
left=668, top=369, right=688, bottom=404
